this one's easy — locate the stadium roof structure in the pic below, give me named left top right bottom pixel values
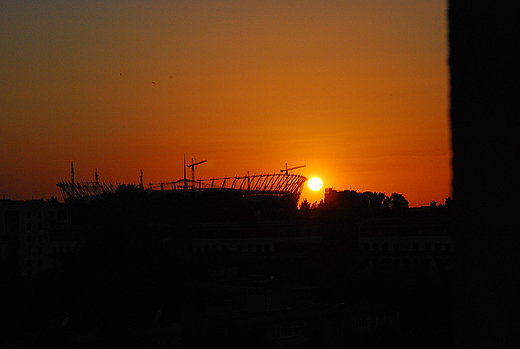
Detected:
left=57, top=173, right=307, bottom=202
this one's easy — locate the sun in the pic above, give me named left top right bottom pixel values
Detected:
left=307, top=177, right=323, bottom=191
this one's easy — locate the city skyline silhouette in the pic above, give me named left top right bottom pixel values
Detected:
left=8, top=1, right=511, bottom=347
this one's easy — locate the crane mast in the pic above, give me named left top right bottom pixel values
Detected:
left=187, top=157, right=207, bottom=189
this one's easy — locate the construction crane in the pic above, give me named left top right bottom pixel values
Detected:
left=281, top=163, right=306, bottom=175
left=187, top=157, right=207, bottom=189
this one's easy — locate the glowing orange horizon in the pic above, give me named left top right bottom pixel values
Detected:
left=0, top=1, right=450, bottom=208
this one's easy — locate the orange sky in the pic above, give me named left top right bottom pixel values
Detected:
left=1, top=0, right=450, bottom=207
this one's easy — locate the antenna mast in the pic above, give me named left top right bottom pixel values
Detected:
left=183, top=154, right=187, bottom=190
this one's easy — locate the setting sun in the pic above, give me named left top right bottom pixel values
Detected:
left=307, top=177, right=323, bottom=191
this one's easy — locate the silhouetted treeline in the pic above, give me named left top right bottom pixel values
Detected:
left=300, top=190, right=410, bottom=221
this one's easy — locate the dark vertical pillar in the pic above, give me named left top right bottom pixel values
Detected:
left=449, top=1, right=519, bottom=346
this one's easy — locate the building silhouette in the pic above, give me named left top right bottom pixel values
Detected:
left=1, top=199, right=76, bottom=279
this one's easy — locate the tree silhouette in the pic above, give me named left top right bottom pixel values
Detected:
left=388, top=192, right=409, bottom=213
left=299, top=199, right=311, bottom=212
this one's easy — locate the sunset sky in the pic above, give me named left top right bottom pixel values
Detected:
left=1, top=0, right=450, bottom=207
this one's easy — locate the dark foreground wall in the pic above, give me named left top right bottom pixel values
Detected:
left=450, top=1, right=519, bottom=346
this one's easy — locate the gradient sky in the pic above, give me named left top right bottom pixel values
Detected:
left=1, top=0, right=450, bottom=207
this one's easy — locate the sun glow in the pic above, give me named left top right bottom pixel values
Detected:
left=307, top=177, right=323, bottom=191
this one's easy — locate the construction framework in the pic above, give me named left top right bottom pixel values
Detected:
left=57, top=173, right=307, bottom=202
left=57, top=181, right=120, bottom=201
